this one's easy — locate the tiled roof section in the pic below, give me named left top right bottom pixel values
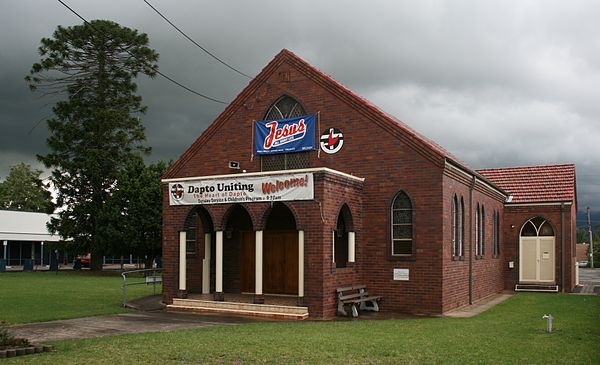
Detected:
left=477, top=164, right=576, bottom=203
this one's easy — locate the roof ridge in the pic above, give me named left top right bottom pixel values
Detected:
left=478, top=163, right=575, bottom=172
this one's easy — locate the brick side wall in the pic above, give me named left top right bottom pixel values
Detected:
left=502, top=204, right=576, bottom=292
left=162, top=56, right=569, bottom=318
left=441, top=170, right=506, bottom=312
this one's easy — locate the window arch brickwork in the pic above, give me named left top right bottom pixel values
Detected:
left=391, top=191, right=413, bottom=256
left=261, top=95, right=310, bottom=171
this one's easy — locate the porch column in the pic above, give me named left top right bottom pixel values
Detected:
left=202, top=233, right=211, bottom=294
left=178, top=231, right=187, bottom=298
left=298, top=230, right=305, bottom=306
left=254, top=230, right=264, bottom=304
left=214, top=230, right=224, bottom=301
left=348, top=232, right=356, bottom=264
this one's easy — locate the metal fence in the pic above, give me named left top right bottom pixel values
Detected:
left=121, top=268, right=163, bottom=307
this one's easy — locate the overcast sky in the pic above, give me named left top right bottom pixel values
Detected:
left=1, top=0, right=599, bottom=225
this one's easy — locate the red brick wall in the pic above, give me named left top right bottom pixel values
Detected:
left=502, top=204, right=576, bottom=292
left=440, top=169, right=506, bottom=312
left=162, top=54, right=561, bottom=318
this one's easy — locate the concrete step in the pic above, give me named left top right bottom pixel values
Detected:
left=515, top=284, right=558, bottom=292
left=167, top=298, right=309, bottom=320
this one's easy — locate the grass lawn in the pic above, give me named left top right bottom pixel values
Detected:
left=4, top=293, right=600, bottom=364
left=0, top=271, right=160, bottom=324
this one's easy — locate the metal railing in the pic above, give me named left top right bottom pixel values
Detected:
left=121, top=268, right=163, bottom=307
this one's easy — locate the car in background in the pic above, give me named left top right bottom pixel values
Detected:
left=74, top=254, right=91, bottom=269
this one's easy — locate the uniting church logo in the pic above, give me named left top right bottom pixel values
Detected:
left=170, top=184, right=185, bottom=201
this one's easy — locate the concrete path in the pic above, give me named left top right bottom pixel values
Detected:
left=7, top=296, right=279, bottom=343
left=444, top=292, right=513, bottom=318
left=575, top=268, right=600, bottom=295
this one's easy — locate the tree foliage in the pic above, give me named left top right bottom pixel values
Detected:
left=26, top=20, right=159, bottom=269
left=0, top=163, right=53, bottom=213
left=99, top=157, right=168, bottom=265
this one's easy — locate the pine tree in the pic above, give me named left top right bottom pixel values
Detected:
left=26, top=20, right=159, bottom=270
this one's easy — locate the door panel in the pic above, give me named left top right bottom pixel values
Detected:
left=539, top=237, right=555, bottom=282
left=263, top=230, right=298, bottom=295
left=520, top=237, right=537, bottom=282
left=240, top=231, right=255, bottom=293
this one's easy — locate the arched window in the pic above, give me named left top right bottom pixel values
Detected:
left=264, top=95, right=306, bottom=120
left=460, top=197, right=465, bottom=256
left=452, top=195, right=465, bottom=257
left=391, top=191, right=413, bottom=255
left=493, top=210, right=500, bottom=257
left=334, top=204, right=354, bottom=268
left=520, top=217, right=554, bottom=237
left=261, top=95, right=310, bottom=171
left=475, top=204, right=485, bottom=257
left=475, top=204, right=480, bottom=256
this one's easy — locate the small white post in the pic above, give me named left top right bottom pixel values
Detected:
left=348, top=232, right=355, bottom=263
left=202, top=233, right=211, bottom=294
left=255, top=230, right=263, bottom=296
left=298, top=230, right=305, bottom=298
left=3, top=240, right=7, bottom=261
left=40, top=241, right=44, bottom=267
left=215, top=231, right=224, bottom=294
left=179, top=231, right=187, bottom=291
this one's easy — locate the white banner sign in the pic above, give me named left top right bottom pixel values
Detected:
left=169, top=173, right=314, bottom=205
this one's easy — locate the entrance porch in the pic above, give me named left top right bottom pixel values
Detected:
left=168, top=293, right=309, bottom=320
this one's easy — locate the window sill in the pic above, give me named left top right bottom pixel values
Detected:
left=389, top=255, right=416, bottom=262
left=475, top=255, right=484, bottom=260
left=451, top=255, right=465, bottom=261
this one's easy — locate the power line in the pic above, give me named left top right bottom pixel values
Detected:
left=142, top=0, right=253, bottom=80
left=57, top=0, right=228, bottom=105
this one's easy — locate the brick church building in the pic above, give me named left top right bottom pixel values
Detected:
left=161, top=50, right=577, bottom=319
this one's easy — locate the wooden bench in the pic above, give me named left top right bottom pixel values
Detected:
left=336, top=285, right=381, bottom=318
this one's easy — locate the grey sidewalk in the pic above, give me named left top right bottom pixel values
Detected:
left=6, top=297, right=279, bottom=343
left=575, top=268, right=600, bottom=295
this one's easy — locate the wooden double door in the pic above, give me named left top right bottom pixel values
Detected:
left=240, top=230, right=298, bottom=295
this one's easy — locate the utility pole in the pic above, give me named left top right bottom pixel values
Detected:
left=587, top=207, right=594, bottom=269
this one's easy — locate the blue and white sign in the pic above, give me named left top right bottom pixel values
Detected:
left=255, top=114, right=316, bottom=155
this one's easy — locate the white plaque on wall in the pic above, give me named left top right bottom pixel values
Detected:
left=393, top=268, right=409, bottom=281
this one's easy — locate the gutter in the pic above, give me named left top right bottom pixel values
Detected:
left=561, top=203, right=565, bottom=293
left=469, top=176, right=475, bottom=304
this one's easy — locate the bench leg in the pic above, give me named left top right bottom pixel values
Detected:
left=360, top=300, right=380, bottom=312
left=351, top=304, right=359, bottom=318
left=337, top=301, right=348, bottom=316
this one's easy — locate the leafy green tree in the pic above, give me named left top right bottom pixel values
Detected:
left=0, top=163, right=53, bottom=213
left=26, top=20, right=159, bottom=270
left=99, top=157, right=168, bottom=267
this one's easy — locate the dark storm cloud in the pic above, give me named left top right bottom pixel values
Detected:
left=2, top=0, right=599, bottom=219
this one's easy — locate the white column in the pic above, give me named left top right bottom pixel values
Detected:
left=202, top=233, right=211, bottom=294
left=298, top=230, right=305, bottom=297
left=215, top=230, right=223, bottom=293
left=179, top=231, right=187, bottom=291
left=255, top=230, right=263, bottom=295
left=348, top=232, right=355, bottom=263
left=40, top=241, right=44, bottom=266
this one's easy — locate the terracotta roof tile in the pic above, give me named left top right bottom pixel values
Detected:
left=477, top=164, right=576, bottom=203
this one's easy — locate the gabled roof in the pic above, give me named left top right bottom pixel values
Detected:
left=477, top=164, right=576, bottom=204
left=164, top=49, right=471, bottom=179
left=0, top=210, right=61, bottom=242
